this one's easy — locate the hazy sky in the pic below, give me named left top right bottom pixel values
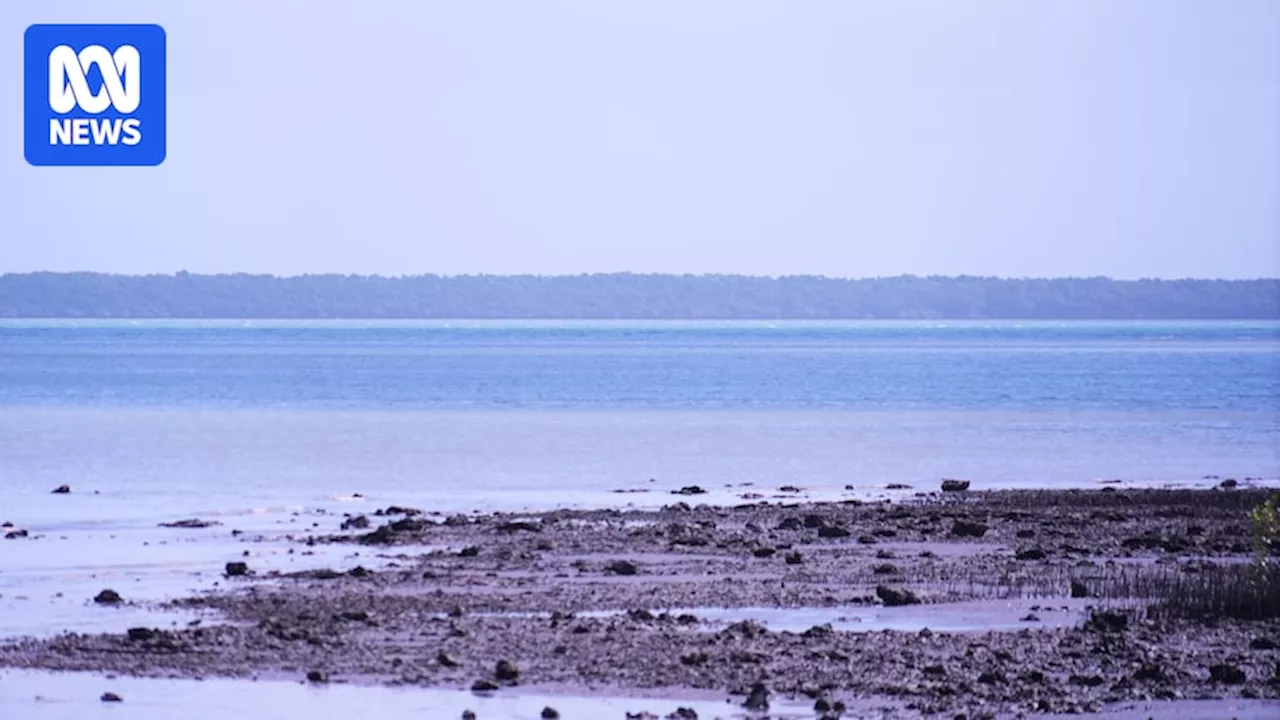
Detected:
left=2, top=1, right=1277, bottom=279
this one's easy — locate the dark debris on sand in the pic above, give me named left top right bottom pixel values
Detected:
left=2, top=488, right=1278, bottom=718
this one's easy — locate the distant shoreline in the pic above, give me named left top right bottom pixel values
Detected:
left=2, top=272, right=1278, bottom=320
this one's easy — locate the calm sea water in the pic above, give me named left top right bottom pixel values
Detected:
left=0, top=320, right=1278, bottom=713
left=2, top=320, right=1278, bottom=513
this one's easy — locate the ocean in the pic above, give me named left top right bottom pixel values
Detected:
left=1, top=319, right=1278, bottom=717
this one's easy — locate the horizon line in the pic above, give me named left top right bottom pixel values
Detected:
left=3, top=271, right=1278, bottom=282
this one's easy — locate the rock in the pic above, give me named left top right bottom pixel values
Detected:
left=127, top=627, right=157, bottom=642
left=306, top=670, right=327, bottom=683
left=348, top=566, right=372, bottom=578
left=785, top=551, right=804, bottom=565
left=950, top=520, right=988, bottom=538
left=605, top=560, right=638, bottom=576
left=886, top=483, right=913, bottom=490
left=496, top=521, right=541, bottom=533
left=444, top=514, right=470, bottom=526
left=1070, top=580, right=1090, bottom=598
left=340, top=515, right=370, bottom=530
left=803, top=514, right=826, bottom=528
left=93, top=589, right=123, bottom=605
left=875, top=585, right=921, bottom=606
left=978, top=671, right=1005, bottom=685
left=1020, top=613, right=1041, bottom=622
left=1015, top=529, right=1036, bottom=539
left=680, top=652, right=708, bottom=666
left=924, top=665, right=946, bottom=676
left=377, top=506, right=423, bottom=516
left=667, top=709, right=698, bottom=720
left=1085, top=610, right=1129, bottom=633
left=671, top=486, right=707, bottom=496
left=1219, top=478, right=1239, bottom=489
left=541, top=708, right=560, bottom=719
left=743, top=682, right=769, bottom=711
left=51, top=485, right=71, bottom=494
left=459, top=546, right=480, bottom=557
left=1016, top=548, right=1047, bottom=561
left=100, top=692, right=122, bottom=702
left=872, top=563, right=899, bottom=575
left=751, top=547, right=776, bottom=558
left=802, top=624, right=834, bottom=639
left=779, top=485, right=802, bottom=493
left=389, top=518, right=429, bottom=533
left=1249, top=637, right=1278, bottom=650
left=776, top=517, right=803, bottom=531
left=940, top=479, right=970, bottom=492
left=495, top=660, right=519, bottom=683
left=438, top=651, right=461, bottom=668
left=158, top=519, right=219, bottom=529
left=1069, top=674, right=1104, bottom=687
left=857, top=535, right=879, bottom=545
left=5, top=529, right=29, bottom=540
left=461, top=711, right=477, bottom=720
left=1209, top=664, right=1246, bottom=684
left=471, top=679, right=499, bottom=692
left=817, top=526, right=851, bottom=538
left=224, top=561, right=249, bottom=577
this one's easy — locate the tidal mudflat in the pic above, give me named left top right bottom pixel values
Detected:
left=3, top=486, right=1278, bottom=719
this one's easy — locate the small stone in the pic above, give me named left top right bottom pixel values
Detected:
left=51, top=485, right=71, bottom=494
left=940, top=479, right=970, bottom=492
left=875, top=585, right=921, bottom=606
left=495, top=659, right=519, bottom=682
left=541, top=708, right=560, bottom=719
left=1209, top=664, right=1246, bottom=684
left=340, top=515, right=370, bottom=530
left=1016, top=548, right=1047, bottom=561
left=667, top=709, right=698, bottom=720
left=743, top=682, right=769, bottom=710
left=459, top=546, right=480, bottom=557
left=437, top=651, right=460, bottom=668
left=93, top=589, right=123, bottom=605
left=224, top=561, right=249, bottom=577
left=671, top=486, right=707, bottom=496
left=461, top=711, right=477, bottom=720
left=126, top=627, right=157, bottom=642
left=784, top=551, right=804, bottom=565
left=817, top=526, right=851, bottom=538
left=306, top=670, right=327, bottom=683
left=1020, top=613, right=1041, bottom=622
left=752, top=547, right=776, bottom=558
left=100, top=692, right=122, bottom=702
left=1070, top=580, right=1090, bottom=598
left=605, top=560, right=638, bottom=576
left=1219, top=478, right=1239, bottom=488
left=471, top=679, right=499, bottom=692
left=950, top=520, right=988, bottom=538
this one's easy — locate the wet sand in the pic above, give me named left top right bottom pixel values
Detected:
left=3, top=487, right=1278, bottom=718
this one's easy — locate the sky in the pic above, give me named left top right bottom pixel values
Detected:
left=1, top=1, right=1277, bottom=279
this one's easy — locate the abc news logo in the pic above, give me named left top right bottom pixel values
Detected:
left=48, top=44, right=143, bottom=146
left=24, top=24, right=167, bottom=167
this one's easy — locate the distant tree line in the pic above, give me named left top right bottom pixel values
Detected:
left=0, top=272, right=1276, bottom=319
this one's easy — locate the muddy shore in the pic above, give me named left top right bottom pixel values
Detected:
left=3, top=487, right=1278, bottom=718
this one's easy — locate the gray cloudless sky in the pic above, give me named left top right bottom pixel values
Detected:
left=2, top=0, right=1277, bottom=279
